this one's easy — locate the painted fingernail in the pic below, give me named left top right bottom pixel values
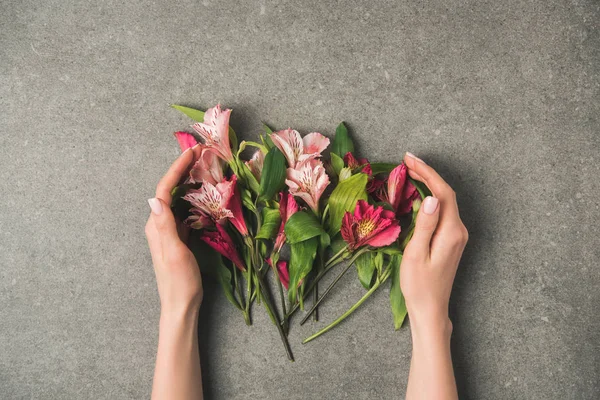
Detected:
left=148, top=198, right=163, bottom=215
left=405, top=152, right=425, bottom=164
left=422, top=196, right=439, bottom=215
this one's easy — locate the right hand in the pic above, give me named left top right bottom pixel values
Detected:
left=400, top=152, right=469, bottom=330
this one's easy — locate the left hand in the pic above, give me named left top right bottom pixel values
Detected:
left=145, top=147, right=204, bottom=317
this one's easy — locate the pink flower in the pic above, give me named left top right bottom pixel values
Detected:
left=173, top=131, right=198, bottom=152
left=341, top=200, right=401, bottom=251
left=183, top=176, right=248, bottom=236
left=192, top=104, right=234, bottom=163
left=188, top=145, right=224, bottom=185
left=267, top=258, right=290, bottom=289
left=344, top=152, right=372, bottom=176
left=270, top=129, right=329, bottom=168
left=383, top=163, right=420, bottom=216
left=183, top=179, right=234, bottom=221
left=226, top=176, right=249, bottom=236
left=201, top=224, right=246, bottom=271
left=274, top=192, right=300, bottom=252
left=245, top=149, right=264, bottom=181
left=285, top=160, right=330, bottom=213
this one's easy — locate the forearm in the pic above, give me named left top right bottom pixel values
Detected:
left=152, top=309, right=203, bottom=400
left=406, top=314, right=457, bottom=400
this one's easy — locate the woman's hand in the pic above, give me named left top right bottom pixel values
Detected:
left=401, top=152, right=469, bottom=329
left=145, top=147, right=203, bottom=318
left=401, top=152, right=468, bottom=400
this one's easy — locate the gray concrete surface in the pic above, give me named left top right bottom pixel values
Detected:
left=1, top=0, right=599, bottom=399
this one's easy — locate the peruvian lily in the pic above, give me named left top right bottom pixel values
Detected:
left=201, top=224, right=246, bottom=271
left=274, top=192, right=300, bottom=252
left=375, top=163, right=420, bottom=216
left=245, top=149, right=265, bottom=181
left=192, top=104, right=234, bottom=163
left=341, top=200, right=401, bottom=251
left=285, top=160, right=330, bottom=214
left=185, top=209, right=212, bottom=230
left=344, top=152, right=372, bottom=176
left=270, top=129, right=330, bottom=168
left=188, top=145, right=224, bottom=185
left=183, top=179, right=234, bottom=221
left=266, top=258, right=291, bottom=289
left=183, top=176, right=248, bottom=236
left=173, top=131, right=198, bottom=152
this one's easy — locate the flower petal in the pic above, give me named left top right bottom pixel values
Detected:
left=173, top=131, right=197, bottom=152
left=271, top=129, right=303, bottom=167
left=303, top=132, right=330, bottom=155
left=365, top=223, right=401, bottom=248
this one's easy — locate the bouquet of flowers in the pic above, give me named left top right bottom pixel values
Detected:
left=169, top=104, right=430, bottom=361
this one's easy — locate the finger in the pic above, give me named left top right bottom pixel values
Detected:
left=145, top=214, right=163, bottom=265
left=148, top=198, right=182, bottom=251
left=407, top=169, right=424, bottom=182
left=405, top=196, right=440, bottom=260
left=155, top=147, right=196, bottom=205
left=403, top=153, right=454, bottom=201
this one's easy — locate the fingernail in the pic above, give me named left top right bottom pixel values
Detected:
left=148, top=198, right=163, bottom=215
left=422, top=196, right=439, bottom=215
left=405, top=152, right=425, bottom=164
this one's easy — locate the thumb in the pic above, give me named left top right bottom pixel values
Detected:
left=147, top=198, right=181, bottom=249
left=406, top=196, right=440, bottom=259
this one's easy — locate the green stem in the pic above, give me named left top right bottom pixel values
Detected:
left=256, top=268, right=295, bottom=361
left=300, top=248, right=368, bottom=325
left=283, top=252, right=349, bottom=321
left=303, top=269, right=392, bottom=344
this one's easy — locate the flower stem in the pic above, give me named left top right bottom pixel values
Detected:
left=255, top=268, right=295, bottom=361
left=303, top=269, right=392, bottom=344
left=299, top=248, right=368, bottom=326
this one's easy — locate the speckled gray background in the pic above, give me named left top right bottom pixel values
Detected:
left=1, top=0, right=599, bottom=399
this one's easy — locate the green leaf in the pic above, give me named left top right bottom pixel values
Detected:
left=189, top=236, right=241, bottom=310
left=284, top=211, right=326, bottom=244
left=355, top=252, right=377, bottom=289
left=379, top=245, right=403, bottom=255
left=259, top=148, right=287, bottom=200
left=389, top=254, right=407, bottom=330
left=331, top=152, right=344, bottom=176
left=370, top=162, right=398, bottom=175
left=256, top=207, right=281, bottom=240
left=327, top=172, right=369, bottom=235
left=171, top=104, right=205, bottom=121
left=330, top=233, right=346, bottom=255
left=171, top=104, right=237, bottom=152
left=331, top=122, right=354, bottom=157
left=288, top=237, right=319, bottom=304
left=236, top=158, right=261, bottom=195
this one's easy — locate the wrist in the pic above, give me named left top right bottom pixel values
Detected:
left=160, top=302, right=200, bottom=329
left=408, top=308, right=453, bottom=340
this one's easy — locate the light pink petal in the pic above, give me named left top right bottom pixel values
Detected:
left=366, top=223, right=401, bottom=248
left=173, top=131, right=197, bottom=152
left=271, top=129, right=303, bottom=167
left=302, top=132, right=330, bottom=155
left=245, top=149, right=265, bottom=181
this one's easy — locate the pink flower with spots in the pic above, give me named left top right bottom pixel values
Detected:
left=285, top=160, right=330, bottom=213
left=192, top=104, right=234, bottom=163
left=270, top=129, right=330, bottom=168
left=183, top=176, right=248, bottom=236
left=184, top=179, right=234, bottom=221
left=341, top=200, right=401, bottom=251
